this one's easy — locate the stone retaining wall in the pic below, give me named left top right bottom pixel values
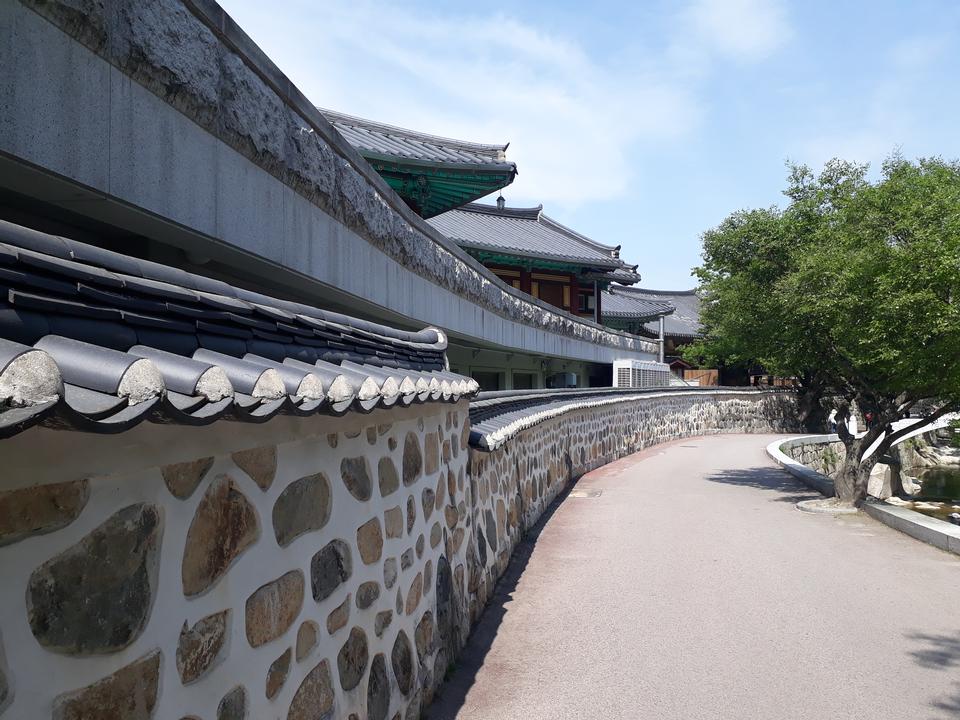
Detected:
left=0, top=391, right=796, bottom=719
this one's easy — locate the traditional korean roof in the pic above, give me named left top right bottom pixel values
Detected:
left=605, top=286, right=701, bottom=338
left=427, top=203, right=642, bottom=283
left=0, top=220, right=477, bottom=438
left=601, top=288, right=675, bottom=321
left=320, top=109, right=517, bottom=218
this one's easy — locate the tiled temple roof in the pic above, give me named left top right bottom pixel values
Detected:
left=600, top=289, right=675, bottom=321
left=605, top=286, right=701, bottom=337
left=321, top=110, right=514, bottom=168
left=0, top=220, right=477, bottom=437
left=319, top=110, right=517, bottom=218
left=428, top=203, right=642, bottom=283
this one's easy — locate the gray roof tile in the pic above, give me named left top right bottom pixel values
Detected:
left=428, top=203, right=641, bottom=280
left=0, top=219, right=477, bottom=437
left=320, top=109, right=515, bottom=169
left=605, top=286, right=701, bottom=337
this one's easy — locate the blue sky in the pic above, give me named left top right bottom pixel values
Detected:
left=220, top=0, right=960, bottom=289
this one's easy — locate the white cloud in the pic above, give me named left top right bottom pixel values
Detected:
left=682, top=0, right=792, bottom=62
left=217, top=0, right=789, bottom=211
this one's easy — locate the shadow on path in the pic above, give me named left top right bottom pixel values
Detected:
left=905, top=631, right=960, bottom=719
left=704, top=465, right=821, bottom=504
left=426, top=479, right=577, bottom=719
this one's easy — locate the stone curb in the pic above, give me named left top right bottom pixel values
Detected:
left=765, top=437, right=836, bottom=496
left=766, top=437, right=960, bottom=557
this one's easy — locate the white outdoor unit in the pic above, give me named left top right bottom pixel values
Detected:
left=613, top=359, right=672, bottom=388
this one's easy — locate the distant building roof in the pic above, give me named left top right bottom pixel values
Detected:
left=320, top=109, right=517, bottom=218
left=601, top=290, right=675, bottom=321
left=428, top=203, right=641, bottom=283
left=605, top=286, right=701, bottom=338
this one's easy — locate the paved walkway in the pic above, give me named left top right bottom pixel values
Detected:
left=428, top=434, right=960, bottom=720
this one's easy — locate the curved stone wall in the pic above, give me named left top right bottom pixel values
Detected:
left=0, top=391, right=796, bottom=719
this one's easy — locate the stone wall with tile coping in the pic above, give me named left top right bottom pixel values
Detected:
left=0, top=401, right=471, bottom=720
left=0, top=391, right=797, bottom=719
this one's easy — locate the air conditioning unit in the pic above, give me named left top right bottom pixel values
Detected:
left=613, top=359, right=672, bottom=388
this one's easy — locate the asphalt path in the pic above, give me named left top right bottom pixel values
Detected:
left=428, top=434, right=960, bottom=720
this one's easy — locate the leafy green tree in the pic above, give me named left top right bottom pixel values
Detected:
left=686, top=156, right=960, bottom=504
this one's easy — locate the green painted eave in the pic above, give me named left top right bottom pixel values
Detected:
left=364, top=157, right=516, bottom=218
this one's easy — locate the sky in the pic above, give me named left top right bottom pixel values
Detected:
left=219, top=0, right=960, bottom=289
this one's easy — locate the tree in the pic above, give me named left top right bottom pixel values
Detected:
left=685, top=156, right=960, bottom=505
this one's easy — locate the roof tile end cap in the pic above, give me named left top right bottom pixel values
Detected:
left=0, top=349, right=63, bottom=406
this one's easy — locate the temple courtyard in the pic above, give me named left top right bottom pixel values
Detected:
left=428, top=434, right=960, bottom=720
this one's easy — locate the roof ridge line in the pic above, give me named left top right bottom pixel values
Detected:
left=318, top=107, right=509, bottom=153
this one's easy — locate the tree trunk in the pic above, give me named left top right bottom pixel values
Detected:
left=833, top=458, right=860, bottom=505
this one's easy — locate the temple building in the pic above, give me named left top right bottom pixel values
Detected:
left=602, top=286, right=704, bottom=378
left=320, top=110, right=517, bottom=218
left=428, top=201, right=641, bottom=323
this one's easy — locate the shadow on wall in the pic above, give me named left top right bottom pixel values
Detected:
left=424, top=478, right=577, bottom=719
left=703, top=466, right=821, bottom=505
left=904, top=631, right=960, bottom=718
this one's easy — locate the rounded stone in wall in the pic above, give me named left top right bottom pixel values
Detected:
left=378, top=457, right=400, bottom=497
left=485, top=510, right=498, bottom=553
left=421, top=488, right=435, bottom=521
left=375, top=610, right=393, bottom=637
left=182, top=475, right=259, bottom=598
left=288, top=659, right=335, bottom=720
left=404, top=572, right=423, bottom=615
left=266, top=648, right=292, bottom=700
left=415, top=611, right=434, bottom=665
left=356, top=581, right=380, bottom=610
left=311, top=539, right=352, bottom=602
left=161, top=457, right=214, bottom=500
left=402, top=433, right=422, bottom=486
left=27, top=503, right=162, bottom=655
left=232, top=445, right=277, bottom=491
left=327, top=594, right=351, bottom=635
left=367, top=654, right=390, bottom=720
left=246, top=570, right=304, bottom=648
left=337, top=627, right=369, bottom=692
left=391, top=630, right=414, bottom=696
left=384, top=506, right=403, bottom=539
left=383, top=557, right=398, bottom=589
left=177, top=609, right=231, bottom=685
left=273, top=472, right=332, bottom=547
left=52, top=650, right=160, bottom=720
left=296, top=620, right=319, bottom=662
left=0, top=479, right=90, bottom=548
left=357, top=517, right=383, bottom=565
left=341, top=457, right=372, bottom=502
left=406, top=496, right=416, bottom=534
left=424, top=433, right=440, bottom=475
left=217, top=685, right=247, bottom=720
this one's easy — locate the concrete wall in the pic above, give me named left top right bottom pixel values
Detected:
left=0, top=0, right=658, bottom=367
